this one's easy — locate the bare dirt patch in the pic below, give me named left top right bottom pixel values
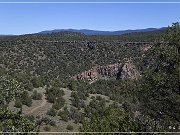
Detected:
left=26, top=93, right=47, bottom=115
left=23, top=87, right=52, bottom=117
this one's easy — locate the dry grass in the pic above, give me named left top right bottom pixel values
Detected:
left=61, top=88, right=73, bottom=111
left=23, top=86, right=52, bottom=117
left=40, top=119, right=81, bottom=132
left=9, top=86, right=115, bottom=132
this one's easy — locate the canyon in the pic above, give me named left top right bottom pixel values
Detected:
left=73, top=59, right=140, bottom=83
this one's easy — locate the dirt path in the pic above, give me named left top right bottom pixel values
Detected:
left=27, top=94, right=47, bottom=115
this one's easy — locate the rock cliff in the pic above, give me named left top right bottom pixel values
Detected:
left=120, top=60, right=140, bottom=80
left=72, top=63, right=121, bottom=82
left=72, top=60, right=140, bottom=83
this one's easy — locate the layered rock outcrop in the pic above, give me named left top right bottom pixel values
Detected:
left=120, top=60, right=140, bottom=80
left=72, top=63, right=121, bottom=82
left=73, top=60, right=140, bottom=83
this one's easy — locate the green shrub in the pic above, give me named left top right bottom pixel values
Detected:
left=47, top=108, right=56, bottom=116
left=0, top=108, right=37, bottom=132
left=96, top=95, right=102, bottom=101
left=14, top=98, right=22, bottom=108
left=41, top=117, right=51, bottom=124
left=26, top=115, right=35, bottom=121
left=46, top=93, right=55, bottom=103
left=43, top=126, right=51, bottom=131
left=31, top=77, right=43, bottom=88
left=21, top=91, right=32, bottom=107
left=49, top=120, right=56, bottom=126
left=24, top=82, right=33, bottom=91
left=58, top=109, right=69, bottom=122
left=52, top=97, right=65, bottom=110
left=31, top=90, right=42, bottom=100
left=46, top=87, right=65, bottom=103
left=66, top=125, right=73, bottom=131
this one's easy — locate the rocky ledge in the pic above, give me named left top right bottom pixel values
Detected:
left=72, top=59, right=140, bottom=83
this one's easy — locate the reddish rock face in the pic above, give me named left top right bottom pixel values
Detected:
left=120, top=60, right=140, bottom=80
left=72, top=60, right=140, bottom=83
left=72, top=63, right=121, bottom=82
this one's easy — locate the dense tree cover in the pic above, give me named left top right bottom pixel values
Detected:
left=31, top=77, right=44, bottom=88
left=20, top=91, right=32, bottom=107
left=137, top=23, right=180, bottom=131
left=66, top=125, right=74, bottom=131
left=52, top=97, right=65, bottom=110
left=31, top=90, right=42, bottom=100
left=0, top=75, right=24, bottom=106
left=0, top=109, right=37, bottom=133
left=0, top=23, right=179, bottom=132
left=46, top=87, right=65, bottom=105
left=38, top=116, right=56, bottom=127
left=82, top=105, right=138, bottom=132
left=58, top=106, right=70, bottom=122
left=0, top=75, right=37, bottom=132
left=14, top=98, right=22, bottom=108
left=47, top=108, right=57, bottom=117
left=81, top=96, right=139, bottom=132
left=0, top=33, right=151, bottom=81
left=68, top=79, right=138, bottom=108
left=78, top=23, right=180, bottom=132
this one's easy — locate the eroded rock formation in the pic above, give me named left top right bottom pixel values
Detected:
left=72, top=63, right=121, bottom=82
left=73, top=59, right=140, bottom=83
left=120, top=60, right=140, bottom=80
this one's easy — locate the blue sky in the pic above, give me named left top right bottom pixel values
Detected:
left=0, top=0, right=180, bottom=34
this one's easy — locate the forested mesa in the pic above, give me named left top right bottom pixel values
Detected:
left=0, top=23, right=179, bottom=133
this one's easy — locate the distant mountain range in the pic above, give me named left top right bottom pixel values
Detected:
left=0, top=27, right=166, bottom=36
left=0, top=35, right=14, bottom=37
left=39, top=28, right=166, bottom=36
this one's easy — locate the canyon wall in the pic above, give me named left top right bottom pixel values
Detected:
left=73, top=59, right=140, bottom=83
left=72, top=63, right=121, bottom=82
